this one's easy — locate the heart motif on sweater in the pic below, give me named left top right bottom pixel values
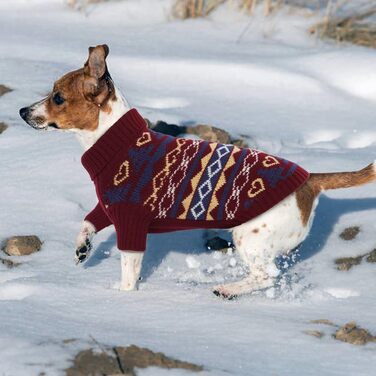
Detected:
left=262, top=155, right=280, bottom=168
left=136, top=132, right=152, bottom=147
left=113, top=160, right=130, bottom=186
left=247, top=178, right=265, bottom=198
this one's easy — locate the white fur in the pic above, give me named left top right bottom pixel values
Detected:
left=120, top=252, right=144, bottom=291
left=213, top=193, right=318, bottom=297
left=75, top=220, right=96, bottom=248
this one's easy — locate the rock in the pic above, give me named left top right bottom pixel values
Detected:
left=304, top=330, right=324, bottom=338
left=66, top=345, right=203, bottom=376
left=0, top=122, right=8, bottom=134
left=66, top=349, right=123, bottom=376
left=366, top=249, right=376, bottom=263
left=0, top=257, right=21, bottom=268
left=187, top=124, right=231, bottom=144
left=2, top=236, right=42, bottom=256
left=0, top=84, right=12, bottom=97
left=310, top=319, right=337, bottom=326
left=334, top=321, right=376, bottom=345
left=115, top=345, right=203, bottom=373
left=205, top=236, right=234, bottom=252
left=232, top=138, right=249, bottom=148
left=339, top=226, right=360, bottom=241
left=334, top=255, right=363, bottom=271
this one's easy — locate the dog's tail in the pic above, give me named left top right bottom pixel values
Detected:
left=309, top=161, right=376, bottom=192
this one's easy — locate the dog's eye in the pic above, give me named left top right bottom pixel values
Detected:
left=53, top=92, right=65, bottom=105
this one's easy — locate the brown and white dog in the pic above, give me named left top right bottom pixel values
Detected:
left=19, top=44, right=376, bottom=298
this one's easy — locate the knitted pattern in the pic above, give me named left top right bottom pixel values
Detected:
left=82, top=109, right=309, bottom=252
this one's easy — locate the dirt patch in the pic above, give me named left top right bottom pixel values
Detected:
left=366, top=249, right=376, bottom=263
left=309, top=319, right=337, bottom=327
left=334, top=322, right=376, bottom=346
left=66, top=344, right=203, bottom=376
left=0, top=84, right=12, bottom=97
left=339, top=226, right=360, bottom=241
left=66, top=349, right=121, bottom=376
left=0, top=122, right=8, bottom=134
left=309, top=320, right=376, bottom=346
left=0, top=257, right=21, bottom=268
left=334, top=247, right=376, bottom=271
left=2, top=235, right=43, bottom=256
left=303, top=330, right=324, bottom=338
left=335, top=255, right=362, bottom=271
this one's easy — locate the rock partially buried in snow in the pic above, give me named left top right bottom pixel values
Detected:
left=304, top=330, right=324, bottom=338
left=334, top=322, right=376, bottom=345
left=115, top=345, right=203, bottom=372
left=0, top=84, right=12, bottom=97
left=186, top=124, right=231, bottom=144
left=366, top=249, right=376, bottom=263
left=0, top=257, right=21, bottom=268
left=335, top=255, right=362, bottom=271
left=66, top=344, right=203, bottom=375
left=2, top=236, right=42, bottom=256
left=339, top=226, right=360, bottom=241
left=0, top=122, right=8, bottom=134
left=310, top=319, right=337, bottom=326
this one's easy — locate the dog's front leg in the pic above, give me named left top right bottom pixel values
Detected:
left=120, top=251, right=144, bottom=291
left=74, top=220, right=96, bottom=264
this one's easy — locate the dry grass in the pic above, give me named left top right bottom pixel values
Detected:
left=172, top=0, right=285, bottom=19
left=310, top=4, right=376, bottom=48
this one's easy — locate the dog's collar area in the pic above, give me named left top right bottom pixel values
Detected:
left=81, top=108, right=148, bottom=179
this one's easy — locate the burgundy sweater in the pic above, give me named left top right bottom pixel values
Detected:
left=82, top=109, right=309, bottom=252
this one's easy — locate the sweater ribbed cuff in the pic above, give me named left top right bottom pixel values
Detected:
left=109, top=204, right=152, bottom=252
left=85, top=203, right=113, bottom=232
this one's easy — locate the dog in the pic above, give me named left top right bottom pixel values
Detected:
left=19, top=44, right=376, bottom=298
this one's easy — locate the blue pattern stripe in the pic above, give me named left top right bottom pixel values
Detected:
left=187, top=144, right=233, bottom=220
left=130, top=136, right=172, bottom=204
left=216, top=148, right=248, bottom=220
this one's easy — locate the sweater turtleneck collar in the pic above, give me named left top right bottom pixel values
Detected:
left=81, top=108, right=148, bottom=180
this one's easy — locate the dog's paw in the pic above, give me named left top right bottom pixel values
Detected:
left=74, top=238, right=92, bottom=264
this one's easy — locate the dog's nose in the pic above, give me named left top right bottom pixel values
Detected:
left=19, top=107, right=30, bottom=120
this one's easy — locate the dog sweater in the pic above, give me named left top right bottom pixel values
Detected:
left=82, top=109, right=309, bottom=252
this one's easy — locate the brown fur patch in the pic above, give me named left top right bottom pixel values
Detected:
left=252, top=228, right=259, bottom=234
left=309, top=163, right=375, bottom=191
left=296, top=163, right=375, bottom=226
left=295, top=179, right=320, bottom=226
left=44, top=68, right=115, bottom=131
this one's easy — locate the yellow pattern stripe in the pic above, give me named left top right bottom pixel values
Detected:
left=206, top=146, right=240, bottom=220
left=178, top=143, right=217, bottom=220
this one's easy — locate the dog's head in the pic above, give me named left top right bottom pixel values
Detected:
left=19, top=44, right=115, bottom=132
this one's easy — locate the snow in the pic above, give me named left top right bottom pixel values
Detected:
left=0, top=0, right=376, bottom=375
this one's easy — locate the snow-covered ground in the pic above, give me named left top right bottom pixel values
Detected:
left=0, top=0, right=376, bottom=375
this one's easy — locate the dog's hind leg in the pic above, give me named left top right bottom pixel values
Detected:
left=213, top=191, right=317, bottom=299
left=213, top=246, right=278, bottom=299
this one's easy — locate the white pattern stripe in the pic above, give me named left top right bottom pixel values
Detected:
left=156, top=140, right=200, bottom=218
left=225, top=149, right=259, bottom=220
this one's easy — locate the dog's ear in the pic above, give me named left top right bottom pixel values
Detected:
left=83, top=44, right=110, bottom=102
